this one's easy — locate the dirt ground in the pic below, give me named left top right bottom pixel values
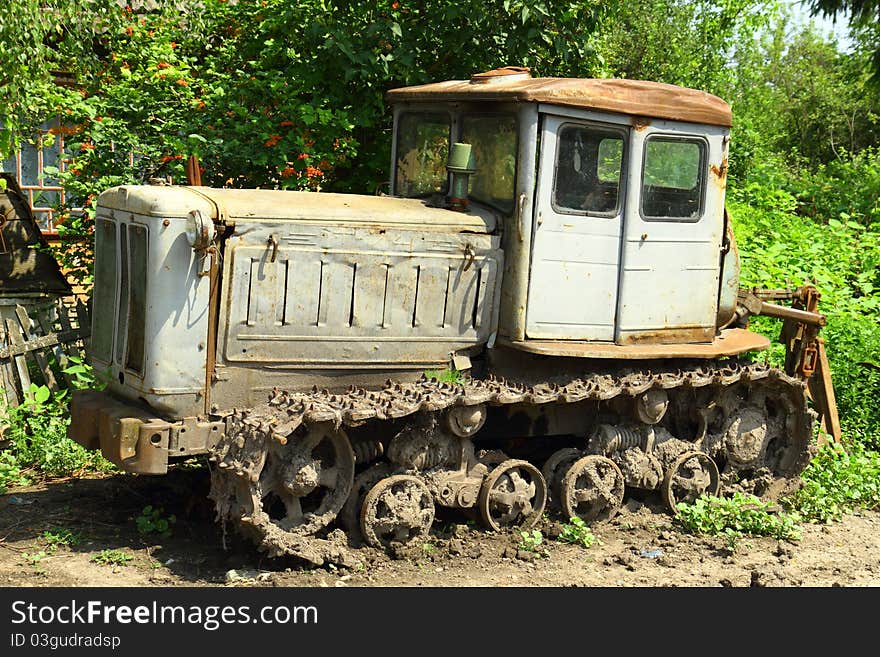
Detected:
left=1, top=464, right=878, bottom=588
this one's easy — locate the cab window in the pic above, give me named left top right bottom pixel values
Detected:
left=553, top=124, right=625, bottom=216
left=394, top=112, right=450, bottom=197
left=461, top=114, right=518, bottom=213
left=641, top=137, right=706, bottom=221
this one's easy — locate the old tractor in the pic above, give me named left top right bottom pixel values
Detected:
left=68, top=66, right=835, bottom=563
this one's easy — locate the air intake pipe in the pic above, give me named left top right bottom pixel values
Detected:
left=446, top=142, right=476, bottom=212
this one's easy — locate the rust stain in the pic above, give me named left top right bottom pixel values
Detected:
left=631, top=116, right=651, bottom=131
left=710, top=158, right=728, bottom=179
left=618, top=326, right=714, bottom=345
left=498, top=328, right=769, bottom=359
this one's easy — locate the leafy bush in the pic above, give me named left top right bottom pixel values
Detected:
left=675, top=492, right=802, bottom=541
left=0, top=451, right=25, bottom=494
left=0, top=384, right=114, bottom=491
left=795, top=148, right=880, bottom=227
left=787, top=442, right=880, bottom=522
left=728, top=179, right=880, bottom=444
left=42, top=529, right=83, bottom=549
left=518, top=529, right=547, bottom=555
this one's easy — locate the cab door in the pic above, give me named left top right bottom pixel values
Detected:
left=525, top=114, right=628, bottom=340
left=614, top=122, right=728, bottom=344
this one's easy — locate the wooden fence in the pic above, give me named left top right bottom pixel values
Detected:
left=0, top=297, right=90, bottom=409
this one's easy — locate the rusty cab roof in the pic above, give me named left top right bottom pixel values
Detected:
left=385, top=66, right=732, bottom=128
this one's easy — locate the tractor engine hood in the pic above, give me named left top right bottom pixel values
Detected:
left=96, top=185, right=499, bottom=234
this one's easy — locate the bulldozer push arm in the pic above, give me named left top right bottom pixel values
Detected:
left=737, top=285, right=840, bottom=443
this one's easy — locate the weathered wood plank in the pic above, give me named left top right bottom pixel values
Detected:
left=5, top=317, right=32, bottom=400
left=35, top=307, right=73, bottom=388
left=0, top=330, right=84, bottom=359
left=0, top=321, right=21, bottom=407
left=16, top=305, right=57, bottom=391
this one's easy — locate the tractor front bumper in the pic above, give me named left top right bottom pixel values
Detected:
left=67, top=389, right=173, bottom=474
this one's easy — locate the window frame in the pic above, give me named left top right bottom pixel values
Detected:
left=458, top=111, right=520, bottom=214
left=549, top=121, right=628, bottom=219
left=638, top=134, right=708, bottom=223
left=392, top=109, right=453, bottom=199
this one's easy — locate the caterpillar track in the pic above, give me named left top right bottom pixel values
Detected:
left=207, top=358, right=817, bottom=566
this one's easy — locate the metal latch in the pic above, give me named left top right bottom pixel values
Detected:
left=463, top=243, right=475, bottom=271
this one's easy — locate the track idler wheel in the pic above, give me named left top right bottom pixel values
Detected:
left=478, top=459, right=547, bottom=532
left=236, top=423, right=355, bottom=538
left=360, top=475, right=435, bottom=549
left=559, top=455, right=625, bottom=523
left=661, top=451, right=720, bottom=513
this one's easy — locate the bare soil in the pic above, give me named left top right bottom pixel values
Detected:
left=1, top=465, right=878, bottom=588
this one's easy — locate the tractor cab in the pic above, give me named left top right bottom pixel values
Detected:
left=386, top=66, right=747, bottom=352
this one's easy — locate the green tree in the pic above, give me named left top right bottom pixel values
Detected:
left=805, top=0, right=880, bottom=79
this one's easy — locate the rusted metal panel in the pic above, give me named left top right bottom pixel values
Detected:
left=222, top=223, right=502, bottom=367
left=68, top=388, right=224, bottom=474
left=69, top=388, right=170, bottom=474
left=808, top=337, right=841, bottom=445
left=386, top=71, right=732, bottom=127
left=616, top=326, right=715, bottom=345
left=499, top=327, right=769, bottom=359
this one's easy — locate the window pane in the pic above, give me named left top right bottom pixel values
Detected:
left=553, top=125, right=624, bottom=214
left=641, top=138, right=705, bottom=220
left=92, top=220, right=117, bottom=363
left=461, top=115, right=517, bottom=213
left=395, top=112, right=449, bottom=197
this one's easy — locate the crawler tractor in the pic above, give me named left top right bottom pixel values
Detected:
left=68, top=67, right=836, bottom=564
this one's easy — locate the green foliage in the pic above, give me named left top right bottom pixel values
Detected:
left=42, top=529, right=82, bottom=549
left=22, top=550, right=47, bottom=567
left=135, top=505, right=176, bottom=538
left=0, top=385, right=114, bottom=490
left=518, top=528, right=548, bottom=556
left=0, top=1, right=156, bottom=157
left=63, top=356, right=107, bottom=391
left=675, top=492, right=803, bottom=541
left=728, top=170, right=880, bottom=443
left=91, top=549, right=133, bottom=566
left=678, top=441, right=880, bottom=540
left=787, top=442, right=880, bottom=522
left=0, top=451, right=26, bottom=494
left=423, top=368, right=464, bottom=384
left=591, top=0, right=771, bottom=94
left=557, top=517, right=595, bottom=548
